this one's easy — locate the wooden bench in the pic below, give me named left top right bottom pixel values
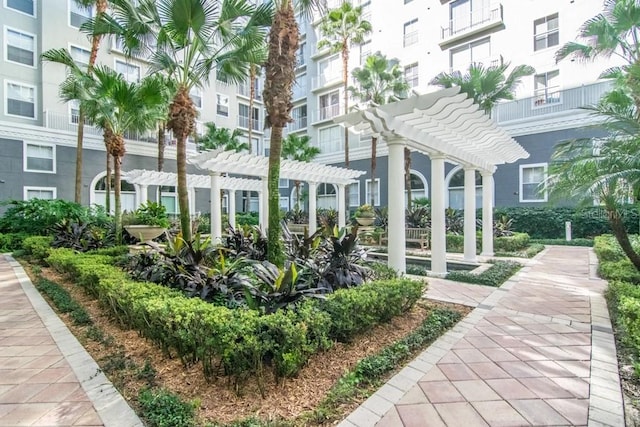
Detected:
left=287, top=223, right=309, bottom=236
left=379, top=227, right=430, bottom=250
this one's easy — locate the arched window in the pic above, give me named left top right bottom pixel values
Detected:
left=317, top=183, right=337, bottom=209
left=405, top=171, right=428, bottom=207
left=91, top=174, right=136, bottom=213
left=447, top=167, right=482, bottom=209
left=158, top=186, right=178, bottom=215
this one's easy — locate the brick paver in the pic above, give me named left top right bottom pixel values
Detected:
left=339, top=246, right=625, bottom=426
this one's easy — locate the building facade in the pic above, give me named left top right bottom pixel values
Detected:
left=0, top=0, right=622, bottom=216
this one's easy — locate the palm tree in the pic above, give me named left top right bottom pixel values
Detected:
left=317, top=1, right=372, bottom=190
left=350, top=52, right=409, bottom=206
left=282, top=134, right=321, bottom=210
left=263, top=0, right=322, bottom=266
left=197, top=123, right=249, bottom=152
left=97, top=0, right=272, bottom=242
left=430, top=62, right=535, bottom=115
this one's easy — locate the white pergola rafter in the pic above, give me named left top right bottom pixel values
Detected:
left=122, top=169, right=263, bottom=192
left=334, top=87, right=529, bottom=275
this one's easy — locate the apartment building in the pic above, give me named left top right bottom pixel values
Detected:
left=283, top=0, right=622, bottom=211
left=0, top=0, right=623, bottom=216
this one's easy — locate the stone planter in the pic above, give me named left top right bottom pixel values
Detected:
left=355, top=216, right=375, bottom=226
left=124, top=225, right=166, bottom=242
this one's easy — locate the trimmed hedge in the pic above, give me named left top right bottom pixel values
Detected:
left=0, top=232, right=29, bottom=252
left=446, top=232, right=530, bottom=254
left=446, top=260, right=522, bottom=287
left=530, top=238, right=594, bottom=247
left=44, top=248, right=424, bottom=382
left=594, top=235, right=640, bottom=284
left=22, top=236, right=54, bottom=260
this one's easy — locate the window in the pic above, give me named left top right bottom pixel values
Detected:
left=70, top=45, right=90, bottom=68
left=406, top=172, right=427, bottom=208
left=404, top=63, right=419, bottom=89
left=534, top=13, right=559, bottom=51
left=6, top=0, right=35, bottom=16
left=159, top=186, right=178, bottom=215
left=403, top=19, right=418, bottom=47
left=217, top=94, right=229, bottom=116
left=359, top=0, right=371, bottom=22
left=24, top=142, right=55, bottom=173
left=238, top=104, right=260, bottom=130
left=534, top=70, right=560, bottom=106
left=349, top=182, right=360, bottom=207
left=279, top=179, right=290, bottom=188
left=24, top=187, right=56, bottom=200
left=318, top=125, right=342, bottom=154
left=293, top=76, right=307, bottom=100
left=115, top=60, right=140, bottom=83
left=365, top=179, right=380, bottom=206
left=449, top=0, right=494, bottom=36
left=319, top=90, right=340, bottom=120
left=69, top=99, right=80, bottom=124
left=317, top=183, right=337, bottom=209
left=69, top=0, right=92, bottom=28
left=280, top=195, right=290, bottom=211
left=317, top=54, right=341, bottom=85
left=520, top=163, right=547, bottom=202
left=190, top=87, right=202, bottom=109
left=291, top=105, right=307, bottom=131
left=297, top=42, right=306, bottom=67
left=450, top=37, right=491, bottom=72
left=359, top=40, right=371, bottom=65
left=6, top=81, right=36, bottom=119
left=447, top=168, right=481, bottom=209
left=5, top=28, right=35, bottom=67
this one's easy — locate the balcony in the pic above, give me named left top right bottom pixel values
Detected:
left=403, top=31, right=419, bottom=48
left=492, top=80, right=614, bottom=124
left=288, top=116, right=307, bottom=132
left=440, top=3, right=503, bottom=46
left=237, top=115, right=263, bottom=132
left=292, top=81, right=308, bottom=100
left=312, top=73, right=342, bottom=91
left=449, top=55, right=502, bottom=74
left=237, top=83, right=262, bottom=101
left=311, top=105, right=343, bottom=123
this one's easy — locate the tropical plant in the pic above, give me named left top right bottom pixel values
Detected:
left=99, top=0, right=272, bottom=242
left=263, top=0, right=323, bottom=267
left=123, top=202, right=170, bottom=228
left=316, top=226, right=370, bottom=291
left=355, top=203, right=375, bottom=218
left=282, top=134, right=321, bottom=209
left=0, top=199, right=99, bottom=235
left=429, top=61, right=535, bottom=115
left=52, top=219, right=113, bottom=252
left=197, top=123, right=249, bottom=152
left=350, top=52, right=409, bottom=205
left=318, top=1, right=372, bottom=214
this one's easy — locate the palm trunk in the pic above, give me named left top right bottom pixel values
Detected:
left=607, top=204, right=640, bottom=270
left=404, top=147, right=412, bottom=210
left=157, top=122, right=165, bottom=204
left=295, top=180, right=301, bottom=210
left=114, top=154, right=122, bottom=244
left=370, top=136, right=377, bottom=206
left=249, top=65, right=256, bottom=150
left=74, top=110, right=85, bottom=203
left=105, top=149, right=111, bottom=213
left=176, top=134, right=191, bottom=241
left=342, top=43, right=350, bottom=215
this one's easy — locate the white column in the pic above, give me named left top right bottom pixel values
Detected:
left=228, top=190, right=236, bottom=229
left=308, top=181, right=317, bottom=235
left=188, top=187, right=196, bottom=215
left=481, top=171, right=495, bottom=256
left=140, top=185, right=148, bottom=206
left=337, top=184, right=346, bottom=229
left=261, top=177, right=269, bottom=232
left=133, top=184, right=141, bottom=207
left=431, top=155, right=447, bottom=276
left=210, top=173, right=222, bottom=243
left=388, top=139, right=407, bottom=274
left=463, top=167, right=477, bottom=263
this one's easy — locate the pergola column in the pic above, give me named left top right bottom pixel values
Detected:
left=228, top=190, right=236, bottom=229
left=139, top=184, right=148, bottom=207
left=308, top=181, right=317, bottom=235
left=431, top=154, right=447, bottom=276
left=463, top=167, right=477, bottom=263
left=261, top=177, right=269, bottom=231
left=209, top=173, right=222, bottom=243
left=481, top=171, right=495, bottom=256
left=388, top=138, right=407, bottom=274
left=337, top=184, right=346, bottom=229
left=188, top=187, right=196, bottom=215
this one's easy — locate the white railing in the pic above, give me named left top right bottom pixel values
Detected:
left=449, top=55, right=502, bottom=74
left=441, top=4, right=503, bottom=40
left=237, top=83, right=262, bottom=100
left=288, top=116, right=307, bottom=131
left=312, top=73, right=342, bottom=90
left=237, top=115, right=263, bottom=131
left=312, top=105, right=342, bottom=123
left=492, top=80, right=614, bottom=124
left=403, top=31, right=418, bottom=47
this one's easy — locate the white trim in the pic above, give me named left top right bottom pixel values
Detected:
left=23, top=140, right=55, bottom=174
left=316, top=123, right=342, bottom=155
left=365, top=178, right=381, bottom=206
left=348, top=181, right=361, bottom=207
left=405, top=168, right=428, bottom=205
left=68, top=99, right=80, bottom=125
left=289, top=183, right=305, bottom=209
left=519, top=162, right=548, bottom=203
left=216, top=93, right=229, bottom=117
left=68, top=0, right=93, bottom=29
left=23, top=186, right=56, bottom=200
left=5, top=79, right=37, bottom=120
left=4, top=26, right=37, bottom=68
left=278, top=178, right=290, bottom=188
left=445, top=165, right=486, bottom=208
left=3, top=0, right=36, bottom=18
left=114, top=59, right=140, bottom=83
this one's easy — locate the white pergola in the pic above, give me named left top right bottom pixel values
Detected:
left=188, top=150, right=366, bottom=240
left=334, top=86, right=529, bottom=275
left=121, top=169, right=263, bottom=232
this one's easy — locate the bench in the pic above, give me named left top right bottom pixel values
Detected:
left=287, top=223, right=309, bottom=236
left=379, top=227, right=430, bottom=250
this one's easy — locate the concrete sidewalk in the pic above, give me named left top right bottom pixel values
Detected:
left=340, top=246, right=625, bottom=427
left=0, top=254, right=141, bottom=427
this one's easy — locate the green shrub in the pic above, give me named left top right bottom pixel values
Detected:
left=367, top=261, right=398, bottom=280
left=0, top=232, right=29, bottom=252
left=34, top=278, right=92, bottom=326
left=494, top=232, right=529, bottom=252
left=594, top=235, right=629, bottom=263
left=320, top=279, right=424, bottom=342
left=599, top=259, right=640, bottom=284
left=22, top=236, right=54, bottom=260
left=86, top=246, right=130, bottom=257
left=446, top=261, right=521, bottom=287
left=530, top=238, right=594, bottom=247
left=446, top=234, right=464, bottom=253
left=138, top=388, right=195, bottom=427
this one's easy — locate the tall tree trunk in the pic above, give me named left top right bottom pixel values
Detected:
left=295, top=180, right=301, bottom=210
left=370, top=136, right=377, bottom=206
left=342, top=42, right=350, bottom=216
left=249, top=64, right=256, bottom=151
left=607, top=204, right=640, bottom=270
left=105, top=149, right=111, bottom=214
left=263, top=2, right=298, bottom=266
left=114, top=154, right=122, bottom=244
left=404, top=147, right=412, bottom=210
left=157, top=122, right=165, bottom=204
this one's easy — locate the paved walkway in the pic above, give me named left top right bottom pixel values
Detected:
left=341, top=246, right=625, bottom=427
left=0, top=255, right=141, bottom=427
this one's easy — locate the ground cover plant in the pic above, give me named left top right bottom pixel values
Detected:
left=446, top=260, right=522, bottom=287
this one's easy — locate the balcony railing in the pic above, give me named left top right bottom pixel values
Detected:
left=312, top=73, right=342, bottom=90
left=492, top=80, right=614, bottom=124
left=288, top=116, right=307, bottom=131
left=312, top=105, right=342, bottom=123
left=449, top=55, right=502, bottom=74
left=293, top=81, right=308, bottom=99
left=441, top=3, right=503, bottom=42
left=237, top=115, right=263, bottom=131
left=403, top=31, right=418, bottom=47
left=237, top=83, right=262, bottom=100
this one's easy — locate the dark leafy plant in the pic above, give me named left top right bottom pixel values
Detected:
left=375, top=206, right=388, bottom=229
left=493, top=215, right=514, bottom=237
left=284, top=209, right=309, bottom=225
left=317, top=208, right=338, bottom=230
left=406, top=206, right=430, bottom=228
left=445, top=208, right=464, bottom=234
left=316, top=227, right=370, bottom=291
left=223, top=225, right=268, bottom=261
left=52, top=219, right=114, bottom=252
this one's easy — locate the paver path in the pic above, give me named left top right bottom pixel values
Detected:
left=340, top=246, right=625, bottom=427
left=0, top=255, right=141, bottom=427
